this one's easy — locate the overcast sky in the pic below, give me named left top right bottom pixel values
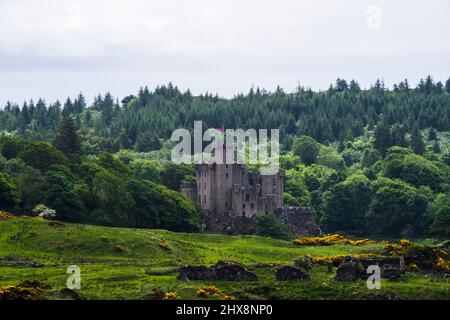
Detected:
left=0, top=0, right=449, bottom=105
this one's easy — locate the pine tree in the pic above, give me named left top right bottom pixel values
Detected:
left=445, top=77, right=450, bottom=94
left=373, top=121, right=391, bottom=156
left=53, top=117, right=82, bottom=156
left=410, top=125, right=425, bottom=155
left=428, top=128, right=437, bottom=141
left=433, top=141, right=441, bottom=153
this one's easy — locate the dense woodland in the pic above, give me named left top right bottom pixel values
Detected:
left=1, top=75, right=450, bottom=238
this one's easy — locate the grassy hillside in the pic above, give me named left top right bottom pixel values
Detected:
left=0, top=217, right=448, bottom=300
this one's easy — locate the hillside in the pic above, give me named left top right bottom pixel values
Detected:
left=0, top=217, right=448, bottom=300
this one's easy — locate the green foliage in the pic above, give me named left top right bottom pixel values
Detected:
left=367, top=178, right=429, bottom=237
left=292, top=136, right=320, bottom=166
left=16, top=167, right=47, bottom=212
left=0, top=171, right=20, bottom=210
left=255, top=214, right=292, bottom=240
left=18, top=141, right=68, bottom=172
left=53, top=117, right=82, bottom=156
left=43, top=165, right=86, bottom=222
left=383, top=151, right=443, bottom=189
left=0, top=136, right=25, bottom=160
left=316, top=146, right=345, bottom=170
left=411, top=125, right=425, bottom=155
left=322, top=174, right=372, bottom=235
left=135, top=131, right=162, bottom=152
left=429, top=193, right=450, bottom=237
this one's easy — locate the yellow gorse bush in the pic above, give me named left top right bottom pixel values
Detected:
left=312, top=253, right=382, bottom=266
left=436, top=257, right=450, bottom=273
left=0, top=211, right=14, bottom=220
left=293, top=234, right=375, bottom=246
left=163, top=291, right=181, bottom=300
left=196, top=285, right=235, bottom=300
left=0, top=284, right=42, bottom=300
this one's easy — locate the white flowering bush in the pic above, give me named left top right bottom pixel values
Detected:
left=38, top=208, right=56, bottom=220
left=32, top=204, right=56, bottom=220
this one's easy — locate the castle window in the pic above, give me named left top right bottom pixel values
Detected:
left=245, top=193, right=250, bottom=202
left=226, top=165, right=229, bottom=169
left=226, top=173, right=229, bottom=179
left=225, top=202, right=228, bottom=207
left=251, top=203, right=254, bottom=210
left=272, top=178, right=276, bottom=186
left=242, top=204, right=246, bottom=209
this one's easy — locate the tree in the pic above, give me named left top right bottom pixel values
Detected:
left=429, top=193, right=450, bottom=236
left=383, top=152, right=443, bottom=190
left=256, top=214, right=292, bottom=240
left=292, top=136, right=321, bottom=166
left=16, top=167, right=47, bottom=213
left=428, top=128, right=438, bottom=141
left=322, top=174, right=372, bottom=235
left=53, top=117, right=82, bottom=156
left=43, top=165, right=85, bottom=222
left=445, top=77, right=450, bottom=94
left=18, top=141, right=68, bottom=172
left=0, top=172, right=20, bottom=210
left=373, top=121, right=391, bottom=156
left=1, top=136, right=24, bottom=160
left=367, top=178, right=429, bottom=237
left=134, top=131, right=162, bottom=152
left=410, top=125, right=425, bottom=155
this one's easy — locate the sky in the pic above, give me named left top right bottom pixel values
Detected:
left=0, top=0, right=449, bottom=105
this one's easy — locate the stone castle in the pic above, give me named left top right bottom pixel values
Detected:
left=181, top=163, right=284, bottom=217
left=182, top=162, right=320, bottom=236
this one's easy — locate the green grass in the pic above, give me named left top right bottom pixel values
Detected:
left=0, top=217, right=448, bottom=300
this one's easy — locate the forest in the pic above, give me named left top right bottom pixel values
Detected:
left=1, top=75, right=450, bottom=239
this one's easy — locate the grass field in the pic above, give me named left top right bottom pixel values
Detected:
left=0, top=217, right=448, bottom=300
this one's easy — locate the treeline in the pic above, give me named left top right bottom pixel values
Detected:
left=1, top=76, right=450, bottom=153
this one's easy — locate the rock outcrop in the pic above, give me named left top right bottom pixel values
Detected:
left=178, top=261, right=258, bottom=281
left=275, top=266, right=310, bottom=281
left=334, top=256, right=406, bottom=282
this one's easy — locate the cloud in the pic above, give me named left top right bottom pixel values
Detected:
left=0, top=0, right=449, bottom=105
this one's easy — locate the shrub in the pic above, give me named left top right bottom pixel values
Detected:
left=163, top=291, right=181, bottom=300
left=312, top=253, right=382, bottom=267
left=0, top=281, right=47, bottom=300
left=196, top=285, right=235, bottom=300
left=256, top=214, right=292, bottom=240
left=293, top=234, right=374, bottom=246
left=293, top=256, right=313, bottom=272
left=0, top=211, right=14, bottom=220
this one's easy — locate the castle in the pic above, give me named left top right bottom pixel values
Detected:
left=181, top=163, right=284, bottom=217
left=181, top=150, right=320, bottom=236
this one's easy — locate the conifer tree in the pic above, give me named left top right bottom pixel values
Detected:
left=53, top=117, right=82, bottom=156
